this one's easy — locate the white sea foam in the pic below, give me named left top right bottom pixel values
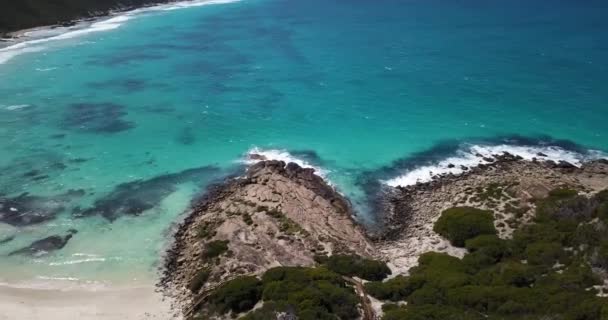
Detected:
left=0, top=0, right=240, bottom=65
left=5, top=104, right=31, bottom=111
left=244, top=147, right=329, bottom=178
left=35, top=67, right=58, bottom=72
left=36, top=276, right=80, bottom=282
left=48, top=257, right=117, bottom=266
left=153, top=0, right=240, bottom=11
left=0, top=46, right=45, bottom=64
left=385, top=144, right=608, bottom=188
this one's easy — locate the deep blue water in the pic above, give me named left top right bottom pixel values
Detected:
left=0, top=0, right=607, bottom=285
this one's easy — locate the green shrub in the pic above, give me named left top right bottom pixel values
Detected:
left=196, top=221, right=217, bottom=239
left=595, top=242, right=608, bottom=269
left=524, top=242, right=563, bottom=266
left=188, top=268, right=211, bottom=292
left=536, top=188, right=596, bottom=223
left=241, top=301, right=291, bottom=320
left=494, top=262, right=536, bottom=287
left=383, top=304, right=483, bottom=320
left=203, top=240, right=229, bottom=259
left=365, top=275, right=424, bottom=301
left=372, top=199, right=608, bottom=320
left=548, top=188, right=579, bottom=199
left=242, top=213, right=253, bottom=225
left=209, top=276, right=262, bottom=314
left=434, top=207, right=496, bottom=247
left=595, top=190, right=608, bottom=222
left=260, top=266, right=359, bottom=319
left=463, top=235, right=510, bottom=272
left=511, top=222, right=563, bottom=255
left=324, top=254, right=391, bottom=281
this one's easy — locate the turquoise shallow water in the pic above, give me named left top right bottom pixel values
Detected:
left=0, top=0, right=607, bottom=286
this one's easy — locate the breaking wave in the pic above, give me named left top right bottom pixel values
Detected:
left=384, top=143, right=607, bottom=188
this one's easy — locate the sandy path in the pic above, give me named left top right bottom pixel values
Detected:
left=0, top=284, right=178, bottom=320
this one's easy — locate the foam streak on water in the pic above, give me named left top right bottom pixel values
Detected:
left=385, top=144, right=608, bottom=188
left=0, top=0, right=240, bottom=65
left=244, top=147, right=329, bottom=177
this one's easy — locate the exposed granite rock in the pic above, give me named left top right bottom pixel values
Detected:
left=160, top=160, right=374, bottom=317
left=375, top=155, right=608, bottom=275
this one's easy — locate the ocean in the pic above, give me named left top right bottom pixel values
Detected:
left=0, top=0, right=607, bottom=288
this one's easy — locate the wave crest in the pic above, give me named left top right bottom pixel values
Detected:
left=0, top=0, right=240, bottom=65
left=244, top=147, right=329, bottom=178
left=385, top=144, right=607, bottom=187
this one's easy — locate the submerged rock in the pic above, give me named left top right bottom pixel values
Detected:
left=0, top=235, right=15, bottom=245
left=9, top=230, right=76, bottom=256
left=61, top=102, right=135, bottom=134
left=74, top=165, right=220, bottom=221
left=0, top=190, right=85, bottom=226
left=176, top=126, right=196, bottom=145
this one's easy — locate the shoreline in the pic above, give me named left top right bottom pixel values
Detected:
left=0, top=0, right=190, bottom=39
left=375, top=154, right=608, bottom=274
left=160, top=160, right=374, bottom=316
left=0, top=282, right=177, bottom=320
left=0, top=0, right=240, bottom=63
left=158, top=152, right=608, bottom=318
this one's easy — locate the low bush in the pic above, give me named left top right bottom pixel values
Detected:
left=188, top=268, right=211, bottom=292
left=324, top=254, right=391, bottom=281
left=261, top=266, right=359, bottom=319
left=365, top=275, right=423, bottom=301
left=202, top=240, right=229, bottom=259
left=433, top=207, right=496, bottom=247
left=196, top=221, right=217, bottom=239
left=208, top=276, right=262, bottom=314
left=375, top=190, right=608, bottom=320
left=524, top=242, right=563, bottom=266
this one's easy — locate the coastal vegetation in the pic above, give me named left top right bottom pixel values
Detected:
left=366, top=188, right=608, bottom=320
left=190, top=253, right=391, bottom=319
left=321, top=254, right=392, bottom=281
left=188, top=268, right=211, bottom=293
left=0, top=0, right=173, bottom=34
left=197, top=266, right=361, bottom=319
left=202, top=240, right=229, bottom=259
left=433, top=207, right=496, bottom=247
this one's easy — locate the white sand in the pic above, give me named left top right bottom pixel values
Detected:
left=0, top=284, right=178, bottom=320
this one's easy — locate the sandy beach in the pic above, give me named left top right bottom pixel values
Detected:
left=0, top=283, right=177, bottom=320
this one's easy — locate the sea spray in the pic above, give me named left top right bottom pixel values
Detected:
left=385, top=144, right=608, bottom=187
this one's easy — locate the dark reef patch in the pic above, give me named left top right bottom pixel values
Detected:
left=69, top=157, right=91, bottom=164
left=49, top=133, right=66, bottom=139
left=87, top=50, right=166, bottom=66
left=0, top=235, right=15, bottom=245
left=61, top=102, right=135, bottom=134
left=8, top=230, right=77, bottom=256
left=0, top=190, right=85, bottom=226
left=0, top=150, right=71, bottom=192
left=142, top=105, right=175, bottom=114
left=176, top=127, right=196, bottom=145
left=74, top=166, right=222, bottom=221
left=88, top=78, right=148, bottom=93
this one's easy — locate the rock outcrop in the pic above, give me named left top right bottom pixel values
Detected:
left=375, top=155, right=608, bottom=274
left=161, top=160, right=374, bottom=316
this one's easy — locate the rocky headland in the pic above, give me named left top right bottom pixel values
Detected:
left=375, top=154, right=608, bottom=274
left=161, top=160, right=374, bottom=318
left=160, top=154, right=608, bottom=319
